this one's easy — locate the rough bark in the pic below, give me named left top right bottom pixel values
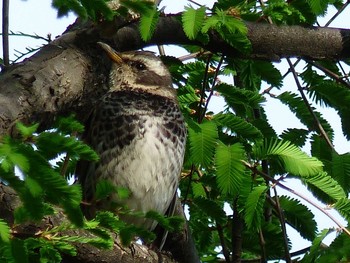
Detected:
left=1, top=13, right=350, bottom=263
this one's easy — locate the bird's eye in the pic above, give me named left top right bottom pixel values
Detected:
left=132, top=62, right=146, bottom=70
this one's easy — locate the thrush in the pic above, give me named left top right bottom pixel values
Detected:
left=76, top=42, right=187, bottom=231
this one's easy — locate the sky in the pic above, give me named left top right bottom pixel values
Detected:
left=1, top=0, right=350, bottom=259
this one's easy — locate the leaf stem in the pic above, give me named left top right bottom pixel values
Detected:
left=244, top=161, right=350, bottom=237
left=286, top=58, right=335, bottom=150
left=2, top=0, right=9, bottom=66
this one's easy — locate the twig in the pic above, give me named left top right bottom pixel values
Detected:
left=217, top=223, right=231, bottom=262
left=286, top=58, right=335, bottom=150
left=198, top=54, right=212, bottom=123
left=243, top=161, right=350, bottom=237
left=272, top=187, right=292, bottom=262
left=323, top=0, right=350, bottom=27
left=2, top=0, right=10, bottom=66
left=202, top=55, right=224, bottom=120
left=306, top=60, right=350, bottom=88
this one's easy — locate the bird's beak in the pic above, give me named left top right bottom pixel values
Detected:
left=97, top=42, right=123, bottom=64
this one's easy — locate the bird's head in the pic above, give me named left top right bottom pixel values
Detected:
left=97, top=42, right=176, bottom=99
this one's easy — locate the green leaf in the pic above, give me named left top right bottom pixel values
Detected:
left=252, top=61, right=282, bottom=88
left=56, top=115, right=85, bottom=134
left=52, top=0, right=87, bottom=19
left=303, top=172, right=346, bottom=201
left=95, top=211, right=123, bottom=232
left=139, top=7, right=159, bottom=42
left=281, top=128, right=309, bottom=147
left=279, top=196, right=316, bottom=240
left=24, top=177, right=43, bottom=197
left=334, top=198, right=350, bottom=222
left=307, top=0, right=328, bottom=15
left=146, top=211, right=183, bottom=231
left=215, top=83, right=265, bottom=111
left=95, top=180, right=130, bottom=201
left=192, top=182, right=206, bottom=198
left=0, top=219, right=10, bottom=243
left=36, top=131, right=98, bottom=161
left=215, top=143, right=245, bottom=195
left=244, top=185, right=267, bottom=231
left=40, top=244, right=61, bottom=263
left=301, top=228, right=332, bottom=263
left=15, top=122, right=39, bottom=139
left=120, top=0, right=154, bottom=14
left=317, top=232, right=350, bottom=262
left=278, top=91, right=334, bottom=138
left=193, top=197, right=227, bottom=225
left=214, top=113, right=263, bottom=140
left=253, top=139, right=324, bottom=177
left=331, top=152, right=350, bottom=192
left=0, top=139, right=30, bottom=173
left=11, top=238, right=29, bottom=263
left=188, top=121, right=218, bottom=168
left=119, top=225, right=155, bottom=246
left=182, top=6, right=206, bottom=40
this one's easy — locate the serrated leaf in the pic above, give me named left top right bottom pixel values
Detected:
left=119, top=225, right=155, bottom=246
left=120, top=0, right=154, bottom=14
left=215, top=83, right=265, bottom=110
left=193, top=197, right=227, bottom=225
left=182, top=6, right=206, bottom=40
left=303, top=172, right=346, bottom=201
left=332, top=152, right=350, bottom=192
left=281, top=128, right=309, bottom=147
left=52, top=0, right=87, bottom=19
left=279, top=196, right=316, bottom=240
left=188, top=121, right=218, bottom=168
left=40, top=244, right=61, bottom=263
left=95, top=211, right=123, bottom=232
left=139, top=7, right=159, bottom=42
left=36, top=132, right=98, bottom=161
left=307, top=0, right=328, bottom=15
left=0, top=139, right=30, bottom=173
left=252, top=61, right=282, bottom=88
left=15, top=122, right=39, bottom=139
left=146, top=211, right=183, bottom=231
left=244, top=185, right=267, bottom=231
left=24, top=177, right=43, bottom=197
left=278, top=91, right=334, bottom=138
left=56, top=115, right=85, bottom=134
left=215, top=143, right=245, bottom=195
left=301, top=228, right=332, bottom=263
left=0, top=219, right=10, bottom=243
left=253, top=139, right=323, bottom=177
left=214, top=113, right=263, bottom=140
left=192, top=182, right=206, bottom=198
left=11, top=238, right=29, bottom=263
left=334, top=198, right=350, bottom=222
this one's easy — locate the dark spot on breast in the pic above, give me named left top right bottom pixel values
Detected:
left=161, top=127, right=171, bottom=138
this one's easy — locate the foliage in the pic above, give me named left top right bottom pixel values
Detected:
left=3, top=0, right=350, bottom=262
left=0, top=118, right=173, bottom=262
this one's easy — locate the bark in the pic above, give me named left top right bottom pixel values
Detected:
left=1, top=13, right=350, bottom=263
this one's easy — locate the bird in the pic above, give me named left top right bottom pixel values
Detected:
left=76, top=42, right=187, bottom=231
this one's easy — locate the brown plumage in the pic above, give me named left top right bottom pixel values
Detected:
left=76, top=42, right=186, bottom=230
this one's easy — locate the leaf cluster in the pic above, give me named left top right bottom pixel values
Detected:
left=0, top=116, right=99, bottom=262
